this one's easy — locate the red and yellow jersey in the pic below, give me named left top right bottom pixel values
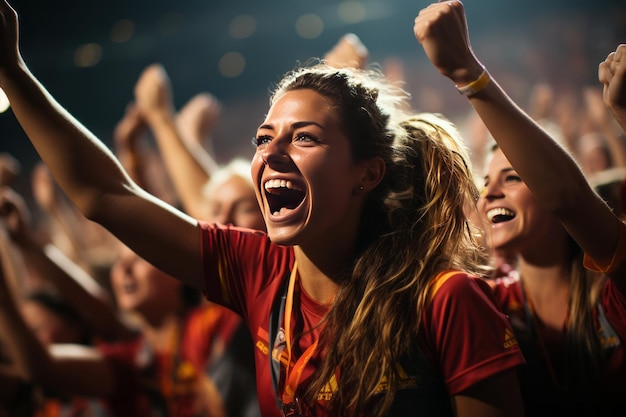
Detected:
left=199, top=221, right=524, bottom=417
left=98, top=303, right=245, bottom=417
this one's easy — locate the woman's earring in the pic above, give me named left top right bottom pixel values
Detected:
left=353, top=185, right=365, bottom=195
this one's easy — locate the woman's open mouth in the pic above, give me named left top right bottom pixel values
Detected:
left=264, top=178, right=306, bottom=217
left=487, top=207, right=516, bottom=224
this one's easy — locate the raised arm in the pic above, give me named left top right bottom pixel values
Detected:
left=0, top=152, right=19, bottom=187
left=0, top=0, right=202, bottom=288
left=0, top=221, right=115, bottom=397
left=323, top=33, right=369, bottom=70
left=134, top=64, right=219, bottom=219
left=599, top=44, right=626, bottom=134
left=414, top=1, right=622, bottom=270
left=583, top=87, right=626, bottom=170
left=0, top=187, right=133, bottom=342
left=0, top=301, right=39, bottom=417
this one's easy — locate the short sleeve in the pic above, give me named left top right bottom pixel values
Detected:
left=422, top=272, right=525, bottom=395
left=197, top=221, right=293, bottom=318
left=584, top=221, right=626, bottom=274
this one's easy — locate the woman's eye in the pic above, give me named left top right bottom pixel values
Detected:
left=504, top=174, right=522, bottom=183
left=252, top=135, right=272, bottom=148
left=294, top=133, right=317, bottom=143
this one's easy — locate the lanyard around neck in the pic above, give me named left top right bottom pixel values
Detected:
left=282, top=263, right=320, bottom=404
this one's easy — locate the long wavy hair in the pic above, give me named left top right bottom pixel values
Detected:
left=567, top=239, right=606, bottom=387
left=271, top=64, right=487, bottom=417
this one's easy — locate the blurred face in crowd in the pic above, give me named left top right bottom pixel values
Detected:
left=206, top=174, right=266, bottom=231
left=110, top=243, right=182, bottom=316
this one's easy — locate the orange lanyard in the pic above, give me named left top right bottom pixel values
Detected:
left=281, top=264, right=320, bottom=405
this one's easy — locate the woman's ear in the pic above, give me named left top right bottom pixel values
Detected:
left=356, top=156, right=386, bottom=192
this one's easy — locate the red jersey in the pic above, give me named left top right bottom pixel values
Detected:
left=199, top=222, right=524, bottom=417
left=492, top=270, right=626, bottom=416
left=98, top=302, right=253, bottom=417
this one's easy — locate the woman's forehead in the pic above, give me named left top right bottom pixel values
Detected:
left=264, top=89, right=336, bottom=123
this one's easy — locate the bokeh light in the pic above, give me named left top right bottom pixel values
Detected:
left=219, top=52, right=246, bottom=78
left=0, top=88, right=9, bottom=113
left=338, top=1, right=367, bottom=24
left=295, top=14, right=324, bottom=39
left=74, top=43, right=103, bottom=68
left=229, top=14, right=257, bottom=39
left=111, top=19, right=135, bottom=43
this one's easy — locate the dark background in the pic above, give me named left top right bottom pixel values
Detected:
left=2, top=0, right=625, bottom=198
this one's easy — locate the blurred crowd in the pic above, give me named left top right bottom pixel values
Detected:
left=1, top=1, right=626, bottom=416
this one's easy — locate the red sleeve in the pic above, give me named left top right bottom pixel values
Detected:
left=600, top=279, right=626, bottom=346
left=98, top=338, right=141, bottom=397
left=97, top=338, right=153, bottom=416
left=198, top=221, right=294, bottom=319
left=181, top=303, right=244, bottom=369
left=584, top=221, right=626, bottom=274
left=421, top=272, right=525, bottom=395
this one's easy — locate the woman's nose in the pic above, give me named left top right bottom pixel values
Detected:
left=482, top=180, right=504, bottom=201
left=260, top=136, right=290, bottom=166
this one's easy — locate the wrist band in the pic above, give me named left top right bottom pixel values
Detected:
left=456, top=68, right=490, bottom=97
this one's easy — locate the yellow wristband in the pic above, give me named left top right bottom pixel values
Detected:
left=456, top=68, right=490, bottom=97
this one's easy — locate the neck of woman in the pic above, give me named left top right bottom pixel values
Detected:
left=518, top=259, right=571, bottom=329
left=294, top=245, right=352, bottom=304
left=141, top=313, right=182, bottom=352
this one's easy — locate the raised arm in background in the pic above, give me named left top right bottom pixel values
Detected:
left=0, top=239, right=38, bottom=417
left=599, top=44, right=626, bottom=134
left=323, top=33, right=369, bottom=69
left=414, top=1, right=624, bottom=281
left=0, top=152, right=19, bottom=187
left=0, top=216, right=115, bottom=397
left=0, top=0, right=203, bottom=289
left=583, top=86, right=626, bottom=170
left=113, top=102, right=178, bottom=206
left=133, top=64, right=220, bottom=219
left=0, top=187, right=132, bottom=342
